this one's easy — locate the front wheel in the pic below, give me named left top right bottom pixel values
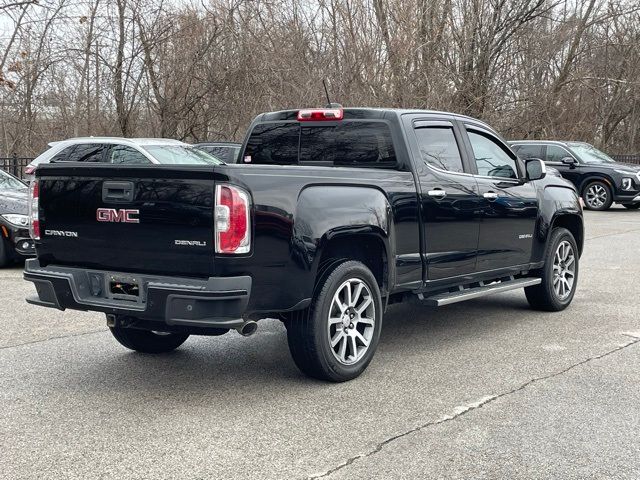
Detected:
left=110, top=326, right=189, bottom=353
left=582, top=181, right=612, bottom=210
left=525, top=227, right=579, bottom=311
left=286, top=260, right=383, bottom=382
left=622, top=203, right=640, bottom=210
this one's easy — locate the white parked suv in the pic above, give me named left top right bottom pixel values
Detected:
left=24, top=137, right=222, bottom=181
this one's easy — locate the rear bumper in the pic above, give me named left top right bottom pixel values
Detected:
left=23, top=259, right=251, bottom=329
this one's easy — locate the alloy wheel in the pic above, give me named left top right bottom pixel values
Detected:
left=585, top=184, right=608, bottom=209
left=327, top=278, right=376, bottom=365
left=553, top=240, right=576, bottom=300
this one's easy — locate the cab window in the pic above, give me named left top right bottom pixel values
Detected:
left=467, top=130, right=519, bottom=179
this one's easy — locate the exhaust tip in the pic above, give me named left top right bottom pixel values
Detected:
left=238, top=320, right=258, bottom=337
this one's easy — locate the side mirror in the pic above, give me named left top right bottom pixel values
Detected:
left=561, top=156, right=576, bottom=167
left=526, top=158, right=546, bottom=181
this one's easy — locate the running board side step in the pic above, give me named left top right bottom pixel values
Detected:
left=418, top=277, right=542, bottom=307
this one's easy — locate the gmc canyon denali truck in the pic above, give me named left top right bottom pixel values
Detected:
left=24, top=108, right=584, bottom=382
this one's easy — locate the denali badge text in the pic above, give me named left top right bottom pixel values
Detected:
left=96, top=208, right=140, bottom=224
left=175, top=240, right=207, bottom=247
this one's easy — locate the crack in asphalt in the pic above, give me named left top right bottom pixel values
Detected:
left=309, top=334, right=640, bottom=479
left=0, top=328, right=106, bottom=350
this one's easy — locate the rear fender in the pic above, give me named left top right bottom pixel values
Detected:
left=294, top=185, right=394, bottom=292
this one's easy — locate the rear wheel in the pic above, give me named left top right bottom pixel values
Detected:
left=110, top=326, right=189, bottom=353
left=525, top=227, right=578, bottom=311
left=286, top=260, right=382, bottom=382
left=622, top=203, right=640, bottom=210
left=582, top=181, right=612, bottom=210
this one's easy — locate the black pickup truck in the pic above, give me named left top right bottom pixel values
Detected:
left=24, top=108, right=584, bottom=381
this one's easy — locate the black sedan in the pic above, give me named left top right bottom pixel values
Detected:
left=0, top=170, right=34, bottom=266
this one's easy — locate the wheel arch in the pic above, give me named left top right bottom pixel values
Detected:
left=316, top=231, right=391, bottom=294
left=550, top=213, right=584, bottom=256
left=578, top=175, right=615, bottom=195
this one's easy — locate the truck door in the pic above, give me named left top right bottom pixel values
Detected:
left=406, top=118, right=481, bottom=281
left=461, top=124, right=539, bottom=271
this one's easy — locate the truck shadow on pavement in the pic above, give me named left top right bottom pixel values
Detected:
left=65, top=293, right=541, bottom=396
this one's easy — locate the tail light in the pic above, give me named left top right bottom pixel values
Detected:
left=29, top=180, right=40, bottom=240
left=297, top=108, right=343, bottom=121
left=24, top=165, right=36, bottom=175
left=215, top=184, right=250, bottom=254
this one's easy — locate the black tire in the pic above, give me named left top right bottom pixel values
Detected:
left=0, top=238, right=8, bottom=268
left=582, top=180, right=613, bottom=211
left=622, top=203, right=640, bottom=210
left=110, top=326, right=189, bottom=353
left=286, top=260, right=383, bottom=382
left=525, top=227, right=579, bottom=311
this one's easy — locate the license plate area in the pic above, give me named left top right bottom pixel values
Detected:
left=108, top=274, right=141, bottom=302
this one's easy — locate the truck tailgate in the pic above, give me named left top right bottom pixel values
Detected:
left=35, top=164, right=216, bottom=278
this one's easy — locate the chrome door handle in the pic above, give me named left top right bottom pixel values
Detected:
left=483, top=191, right=499, bottom=200
left=428, top=189, right=446, bottom=198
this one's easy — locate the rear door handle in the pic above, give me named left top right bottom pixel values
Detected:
left=428, top=189, right=446, bottom=198
left=102, top=181, right=135, bottom=203
left=483, top=191, right=499, bottom=200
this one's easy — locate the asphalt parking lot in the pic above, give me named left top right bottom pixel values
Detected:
left=1, top=207, right=639, bottom=479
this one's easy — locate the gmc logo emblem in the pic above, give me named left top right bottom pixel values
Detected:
left=96, top=208, right=140, bottom=223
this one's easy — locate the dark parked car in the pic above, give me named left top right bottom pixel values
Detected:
left=25, top=107, right=583, bottom=382
left=193, top=142, right=241, bottom=163
left=510, top=140, right=640, bottom=210
left=0, top=170, right=34, bottom=266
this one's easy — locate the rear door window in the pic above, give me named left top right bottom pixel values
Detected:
left=414, top=127, right=464, bottom=173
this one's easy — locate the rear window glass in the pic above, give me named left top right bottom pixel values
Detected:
left=244, top=121, right=398, bottom=169
left=243, top=123, right=299, bottom=165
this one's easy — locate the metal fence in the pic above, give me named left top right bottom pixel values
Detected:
left=612, top=155, right=640, bottom=165
left=0, top=156, right=33, bottom=179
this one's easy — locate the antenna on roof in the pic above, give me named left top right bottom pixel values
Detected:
left=322, top=79, right=331, bottom=106
left=322, top=80, right=343, bottom=109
